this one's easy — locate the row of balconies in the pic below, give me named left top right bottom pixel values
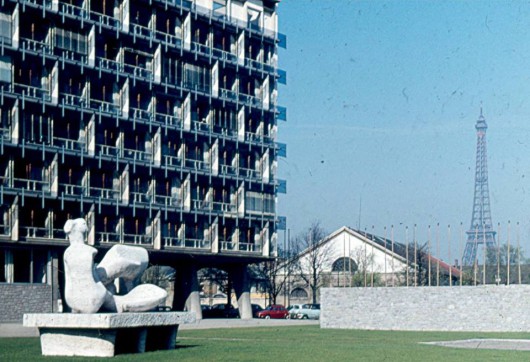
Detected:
left=6, top=64, right=279, bottom=123
left=0, top=171, right=277, bottom=217
left=0, top=222, right=267, bottom=254
left=45, top=0, right=282, bottom=42
left=1, top=134, right=277, bottom=184
left=2, top=88, right=280, bottom=156
left=10, top=0, right=283, bottom=76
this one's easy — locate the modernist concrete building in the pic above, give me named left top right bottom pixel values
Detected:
left=0, top=0, right=286, bottom=321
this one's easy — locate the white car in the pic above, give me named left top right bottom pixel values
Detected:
left=287, top=304, right=304, bottom=319
left=296, top=304, right=321, bottom=320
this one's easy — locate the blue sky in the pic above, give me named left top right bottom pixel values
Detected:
left=276, top=1, right=530, bottom=257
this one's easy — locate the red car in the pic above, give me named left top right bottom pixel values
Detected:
left=257, top=304, right=289, bottom=319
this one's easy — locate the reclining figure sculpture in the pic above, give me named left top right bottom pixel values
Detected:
left=63, top=218, right=167, bottom=313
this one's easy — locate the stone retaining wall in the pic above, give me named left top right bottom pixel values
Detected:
left=0, top=283, right=53, bottom=322
left=321, top=285, right=530, bottom=332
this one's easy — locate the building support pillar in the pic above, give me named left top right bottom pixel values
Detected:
left=49, top=251, right=62, bottom=312
left=231, top=264, right=252, bottom=320
left=172, top=264, right=202, bottom=320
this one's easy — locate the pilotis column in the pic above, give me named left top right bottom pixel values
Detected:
left=231, top=264, right=252, bottom=320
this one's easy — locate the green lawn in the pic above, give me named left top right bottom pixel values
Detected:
left=2, top=326, right=530, bottom=361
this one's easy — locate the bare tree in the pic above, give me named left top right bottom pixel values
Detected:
left=349, top=246, right=382, bottom=287
left=486, top=243, right=527, bottom=285
left=198, top=268, right=232, bottom=306
left=291, top=222, right=330, bottom=304
left=249, top=259, right=285, bottom=305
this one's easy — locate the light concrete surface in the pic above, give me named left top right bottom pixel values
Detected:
left=24, top=312, right=195, bottom=328
left=179, top=318, right=319, bottom=330
left=321, top=285, right=530, bottom=332
left=423, top=339, right=530, bottom=351
left=1, top=318, right=318, bottom=338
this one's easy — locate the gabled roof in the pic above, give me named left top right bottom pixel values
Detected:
left=295, top=226, right=461, bottom=278
left=295, top=226, right=408, bottom=264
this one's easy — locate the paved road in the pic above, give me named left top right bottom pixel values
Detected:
left=0, top=318, right=318, bottom=338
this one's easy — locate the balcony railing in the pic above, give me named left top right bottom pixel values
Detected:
left=12, top=178, right=48, bottom=192
left=24, top=226, right=62, bottom=239
left=97, top=144, right=119, bottom=157
left=123, top=233, right=152, bottom=245
left=164, top=154, right=182, bottom=167
left=20, top=37, right=53, bottom=55
left=123, top=147, right=152, bottom=162
left=164, top=237, right=184, bottom=248
left=99, top=232, right=120, bottom=243
left=60, top=183, right=85, bottom=196
left=220, top=164, right=237, bottom=176
left=212, top=201, right=236, bottom=213
left=89, top=186, right=116, bottom=199
left=53, top=136, right=84, bottom=151
left=239, top=242, right=261, bottom=253
left=220, top=240, right=235, bottom=251
left=184, top=238, right=211, bottom=249
left=185, top=158, right=209, bottom=171
left=192, top=199, right=212, bottom=211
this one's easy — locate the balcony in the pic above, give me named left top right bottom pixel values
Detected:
left=123, top=233, right=153, bottom=246
left=52, top=136, right=84, bottom=152
left=88, top=186, right=116, bottom=199
left=123, top=147, right=152, bottom=162
left=192, top=199, right=212, bottom=211
left=184, top=158, right=209, bottom=172
left=220, top=241, right=261, bottom=253
left=163, top=236, right=211, bottom=250
left=164, top=154, right=182, bottom=168
left=59, top=183, right=85, bottom=196
left=24, top=226, right=62, bottom=239
left=212, top=201, right=236, bottom=214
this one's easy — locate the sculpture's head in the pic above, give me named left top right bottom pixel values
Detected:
left=64, top=218, right=88, bottom=245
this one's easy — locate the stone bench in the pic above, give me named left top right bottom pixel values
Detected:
left=23, top=312, right=196, bottom=357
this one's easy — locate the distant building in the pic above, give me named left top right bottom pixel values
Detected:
left=281, top=227, right=461, bottom=305
left=0, top=0, right=286, bottom=322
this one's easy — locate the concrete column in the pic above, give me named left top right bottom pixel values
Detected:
left=172, top=264, right=202, bottom=320
left=49, top=251, right=61, bottom=312
left=231, top=264, right=252, bottom=320
left=5, top=249, right=14, bottom=283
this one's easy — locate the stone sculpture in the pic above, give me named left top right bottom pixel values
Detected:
left=63, top=218, right=167, bottom=313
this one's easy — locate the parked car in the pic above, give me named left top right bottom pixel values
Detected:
left=251, top=304, right=264, bottom=318
left=296, top=304, right=321, bottom=320
left=287, top=304, right=304, bottom=319
left=257, top=304, right=289, bottom=319
left=203, top=303, right=239, bottom=318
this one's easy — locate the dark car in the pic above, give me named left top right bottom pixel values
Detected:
left=257, top=304, right=288, bottom=319
left=251, top=304, right=264, bottom=318
left=202, top=303, right=239, bottom=318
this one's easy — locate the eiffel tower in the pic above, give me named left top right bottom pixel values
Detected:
left=462, top=109, right=497, bottom=266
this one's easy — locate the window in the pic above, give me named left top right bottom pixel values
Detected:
left=182, top=63, right=210, bottom=93
left=245, top=191, right=274, bottom=214
left=0, top=56, right=11, bottom=84
left=332, top=257, right=358, bottom=273
left=55, top=28, right=88, bottom=54
left=290, top=288, right=308, bottom=299
left=0, top=13, right=11, bottom=45
left=247, top=8, right=261, bottom=31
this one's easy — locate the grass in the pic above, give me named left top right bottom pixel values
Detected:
left=2, top=326, right=530, bottom=361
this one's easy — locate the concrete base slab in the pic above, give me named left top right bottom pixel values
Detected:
left=423, top=339, right=530, bottom=351
left=23, top=312, right=195, bottom=357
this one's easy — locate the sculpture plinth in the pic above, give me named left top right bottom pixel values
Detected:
left=24, top=312, right=196, bottom=357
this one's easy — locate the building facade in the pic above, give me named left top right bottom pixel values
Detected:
left=0, top=0, right=286, bottom=321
